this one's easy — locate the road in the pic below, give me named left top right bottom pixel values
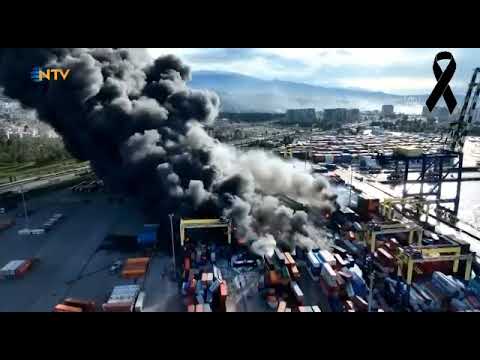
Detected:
left=0, top=166, right=91, bottom=195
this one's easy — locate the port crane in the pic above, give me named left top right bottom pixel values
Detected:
left=445, top=67, right=480, bottom=153
left=378, top=68, right=480, bottom=224
left=179, top=218, right=232, bottom=246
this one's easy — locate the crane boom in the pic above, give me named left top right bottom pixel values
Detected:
left=446, top=68, right=480, bottom=153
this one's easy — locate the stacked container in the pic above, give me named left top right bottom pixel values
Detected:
left=0, top=259, right=32, bottom=279
left=121, top=257, right=150, bottom=279
left=102, top=285, right=140, bottom=312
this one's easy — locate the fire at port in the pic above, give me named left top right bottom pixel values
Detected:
left=0, top=48, right=336, bottom=256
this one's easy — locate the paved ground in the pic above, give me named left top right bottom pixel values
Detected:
left=0, top=188, right=148, bottom=312
left=0, top=185, right=334, bottom=312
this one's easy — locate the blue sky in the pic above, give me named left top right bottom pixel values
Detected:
left=147, top=48, right=480, bottom=95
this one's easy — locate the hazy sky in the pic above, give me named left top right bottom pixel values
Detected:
left=147, top=48, right=480, bottom=95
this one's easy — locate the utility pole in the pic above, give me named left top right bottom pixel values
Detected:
left=168, top=213, right=176, bottom=279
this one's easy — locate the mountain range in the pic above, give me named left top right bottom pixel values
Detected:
left=188, top=70, right=451, bottom=114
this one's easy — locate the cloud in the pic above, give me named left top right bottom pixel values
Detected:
left=147, top=48, right=480, bottom=95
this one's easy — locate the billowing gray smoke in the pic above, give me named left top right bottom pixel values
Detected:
left=0, top=48, right=335, bottom=256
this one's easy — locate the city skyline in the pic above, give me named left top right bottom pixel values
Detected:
left=147, top=48, right=480, bottom=95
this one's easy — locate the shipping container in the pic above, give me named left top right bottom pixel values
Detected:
left=63, top=298, right=96, bottom=312
left=121, top=269, right=146, bottom=279
left=318, top=250, right=336, bottom=266
left=291, top=282, right=304, bottom=304
left=290, top=265, right=300, bottom=279
left=53, top=304, right=82, bottom=313
left=284, top=252, right=295, bottom=267
left=277, top=301, right=287, bottom=312
left=220, top=281, right=228, bottom=298
left=125, top=257, right=150, bottom=266
left=321, top=263, right=337, bottom=288
left=102, top=302, right=133, bottom=312
left=307, top=251, right=321, bottom=268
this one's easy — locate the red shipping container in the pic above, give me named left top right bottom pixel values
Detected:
left=195, top=304, right=203, bottom=312
left=319, top=278, right=339, bottom=298
left=15, top=260, right=32, bottom=276
left=184, top=257, right=191, bottom=271
left=284, top=253, right=295, bottom=267
left=220, top=281, right=228, bottom=298
left=102, top=302, right=133, bottom=312
left=187, top=304, right=195, bottom=312
left=63, top=298, right=96, bottom=312
left=290, top=265, right=300, bottom=279
left=53, top=304, right=83, bottom=313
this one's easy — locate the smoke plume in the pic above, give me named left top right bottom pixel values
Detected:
left=0, top=48, right=335, bottom=255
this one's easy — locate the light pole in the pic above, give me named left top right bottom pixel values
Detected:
left=368, top=271, right=375, bottom=312
left=168, top=213, right=176, bottom=279
left=20, top=185, right=30, bottom=230
left=348, top=165, right=353, bottom=207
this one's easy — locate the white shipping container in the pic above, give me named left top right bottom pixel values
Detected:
left=321, top=263, right=337, bottom=287
left=307, top=251, right=321, bottom=268
left=0, top=260, right=26, bottom=277
left=291, top=281, right=304, bottom=299
left=107, top=299, right=135, bottom=305
left=31, top=229, right=45, bottom=235
left=18, top=229, right=32, bottom=236
left=110, top=292, right=138, bottom=301
left=318, top=250, right=336, bottom=266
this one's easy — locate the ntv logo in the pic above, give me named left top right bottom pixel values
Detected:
left=31, top=66, right=70, bottom=82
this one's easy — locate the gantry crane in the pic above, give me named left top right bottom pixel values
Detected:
left=376, top=68, right=480, bottom=223
left=445, top=67, right=480, bottom=153
left=179, top=218, right=232, bottom=246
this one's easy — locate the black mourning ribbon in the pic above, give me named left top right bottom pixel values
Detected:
left=426, top=51, right=457, bottom=114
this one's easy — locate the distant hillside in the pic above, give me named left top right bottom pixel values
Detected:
left=188, top=70, right=451, bottom=114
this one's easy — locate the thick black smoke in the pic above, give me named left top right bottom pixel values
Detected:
left=0, top=48, right=334, bottom=255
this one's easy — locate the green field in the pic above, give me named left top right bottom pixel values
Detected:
left=0, top=160, right=89, bottom=185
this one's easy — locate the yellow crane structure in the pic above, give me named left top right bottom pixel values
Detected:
left=280, top=145, right=293, bottom=159
left=396, top=244, right=474, bottom=284
left=380, top=197, right=431, bottom=222
left=179, top=218, right=232, bottom=246
left=364, top=221, right=423, bottom=253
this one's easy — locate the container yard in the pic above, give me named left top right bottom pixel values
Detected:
left=1, top=68, right=480, bottom=313
left=1, top=171, right=480, bottom=312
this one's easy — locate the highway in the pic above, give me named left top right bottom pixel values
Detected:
left=0, top=166, right=91, bottom=195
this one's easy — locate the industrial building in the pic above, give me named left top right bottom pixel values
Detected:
left=323, top=108, right=347, bottom=123
left=381, top=105, right=394, bottom=117
left=323, top=108, right=360, bottom=124
left=347, top=109, right=360, bottom=123
left=422, top=106, right=451, bottom=122
left=285, top=108, right=317, bottom=123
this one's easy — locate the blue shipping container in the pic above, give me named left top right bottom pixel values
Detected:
left=137, top=230, right=157, bottom=247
